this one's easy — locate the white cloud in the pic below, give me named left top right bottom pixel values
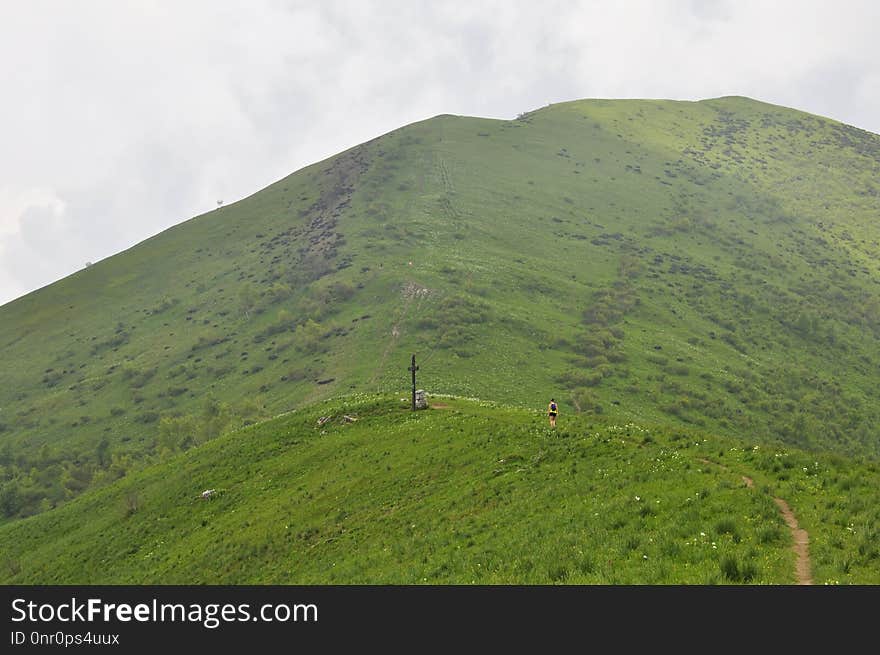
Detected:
left=1, top=0, right=878, bottom=306
left=0, top=188, right=65, bottom=239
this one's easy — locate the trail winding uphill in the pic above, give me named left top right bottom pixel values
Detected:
left=772, top=496, right=813, bottom=585
left=701, top=461, right=813, bottom=585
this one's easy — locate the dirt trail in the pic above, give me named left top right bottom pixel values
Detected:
left=698, top=460, right=812, bottom=585
left=773, top=497, right=814, bottom=585
left=369, top=282, right=430, bottom=388
left=370, top=320, right=403, bottom=387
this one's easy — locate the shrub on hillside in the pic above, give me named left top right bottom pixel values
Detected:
left=572, top=388, right=604, bottom=414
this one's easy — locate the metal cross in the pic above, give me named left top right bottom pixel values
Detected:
left=408, top=354, right=419, bottom=411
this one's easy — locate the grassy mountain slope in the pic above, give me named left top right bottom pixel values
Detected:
left=2, top=96, right=880, bottom=522
left=2, top=395, right=877, bottom=584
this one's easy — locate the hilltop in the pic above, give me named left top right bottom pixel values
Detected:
left=2, top=394, right=877, bottom=584
left=2, top=95, right=880, bottom=525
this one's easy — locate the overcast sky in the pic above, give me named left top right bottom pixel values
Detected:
left=1, top=0, right=878, bottom=307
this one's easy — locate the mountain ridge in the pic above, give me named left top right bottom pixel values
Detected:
left=1, top=95, right=879, bottom=526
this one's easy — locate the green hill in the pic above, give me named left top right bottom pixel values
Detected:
left=2, top=394, right=877, bottom=584
left=1, top=96, right=879, bottom=582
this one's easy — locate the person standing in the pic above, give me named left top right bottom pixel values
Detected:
left=548, top=398, right=558, bottom=428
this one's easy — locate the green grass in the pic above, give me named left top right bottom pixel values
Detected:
left=1, top=95, right=879, bottom=582
left=3, top=394, right=876, bottom=584
left=2, top=394, right=877, bottom=584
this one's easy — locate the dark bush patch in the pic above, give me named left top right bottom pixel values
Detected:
left=135, top=412, right=160, bottom=424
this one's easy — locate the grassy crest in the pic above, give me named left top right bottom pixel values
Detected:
left=2, top=395, right=877, bottom=584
